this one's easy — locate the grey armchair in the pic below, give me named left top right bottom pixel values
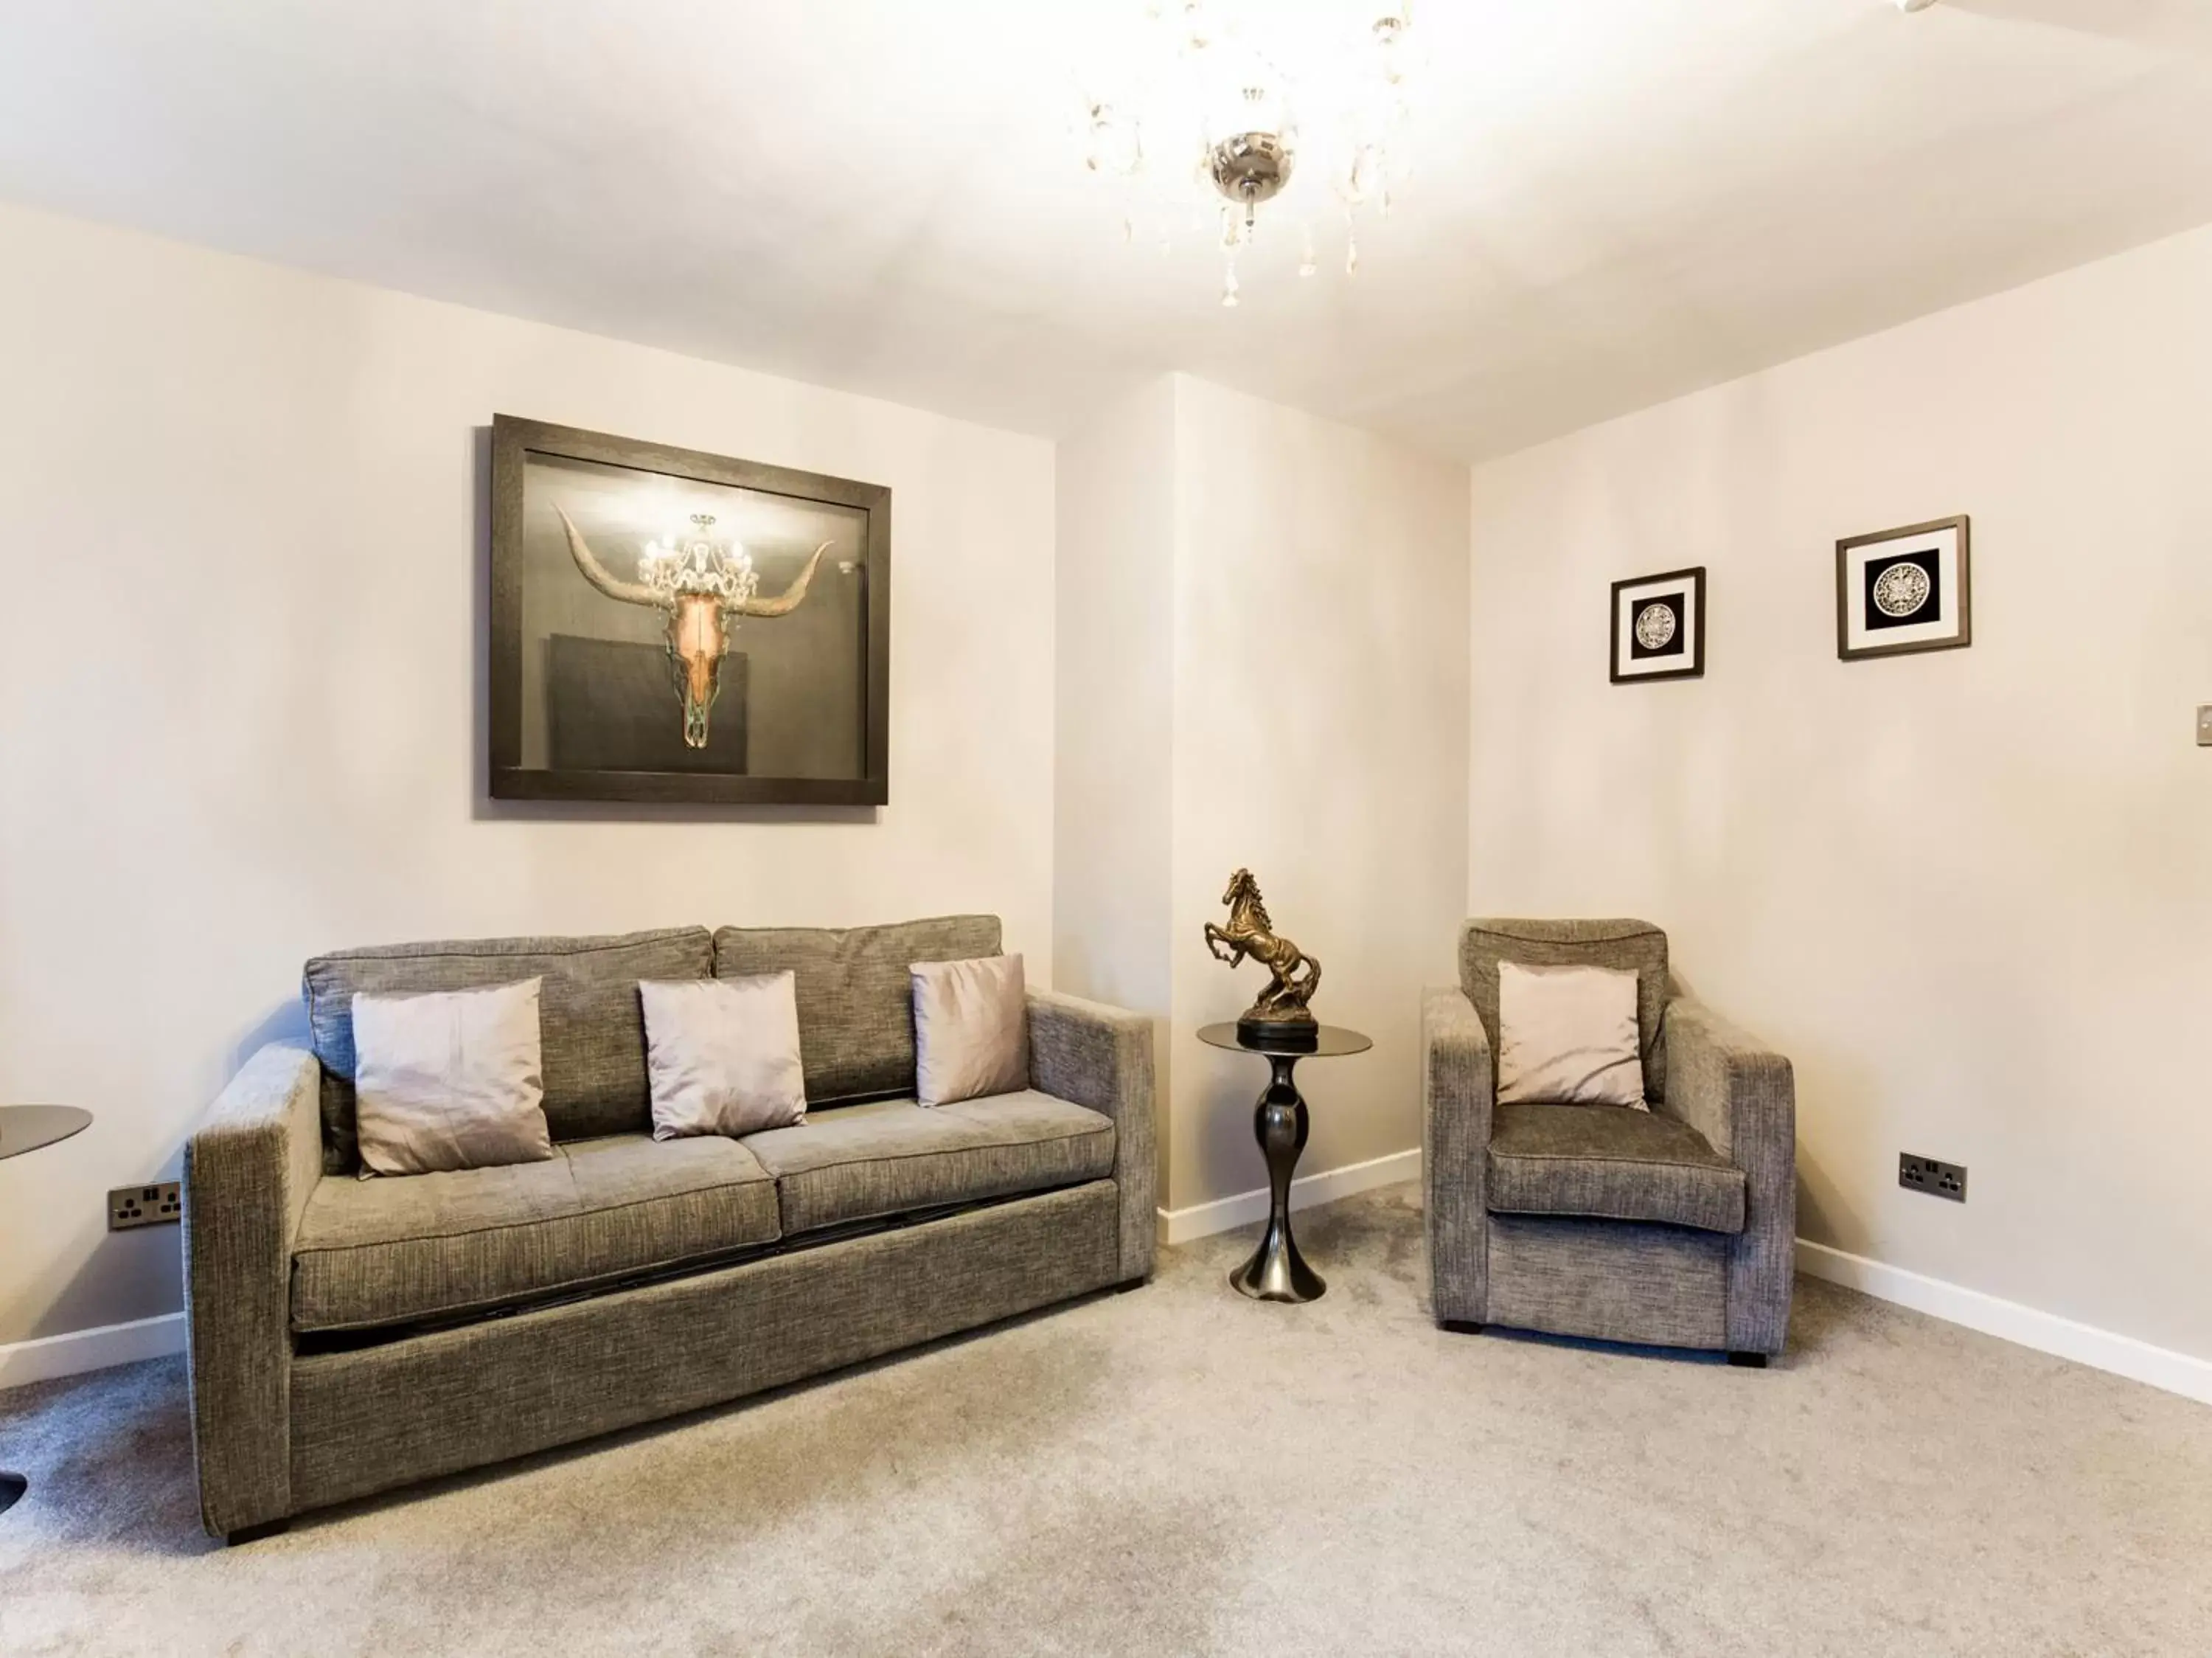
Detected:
left=1423, top=919, right=1795, bottom=1364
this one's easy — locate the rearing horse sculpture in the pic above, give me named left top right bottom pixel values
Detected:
left=1204, top=868, right=1321, bottom=1028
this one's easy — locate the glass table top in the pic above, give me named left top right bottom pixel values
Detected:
left=0, top=1105, right=93, bottom=1161
left=1197, top=1023, right=1373, bottom=1059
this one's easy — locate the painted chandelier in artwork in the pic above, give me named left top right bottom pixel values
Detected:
left=557, top=508, right=827, bottom=749
left=1079, top=1, right=1417, bottom=305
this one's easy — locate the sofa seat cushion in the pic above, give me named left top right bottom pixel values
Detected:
left=291, top=1134, right=779, bottom=1333
left=740, top=1091, right=1116, bottom=1236
left=1486, top=1102, right=1745, bottom=1235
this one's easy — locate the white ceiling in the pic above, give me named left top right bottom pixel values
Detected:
left=4, top=1, right=2211, bottom=459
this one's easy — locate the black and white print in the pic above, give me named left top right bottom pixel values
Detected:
left=1837, top=516, right=1970, bottom=660
left=1610, top=566, right=1705, bottom=683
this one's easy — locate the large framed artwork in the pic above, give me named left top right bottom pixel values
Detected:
left=1610, top=566, right=1706, bottom=684
left=488, top=415, right=890, bottom=805
left=1836, top=515, right=1969, bottom=662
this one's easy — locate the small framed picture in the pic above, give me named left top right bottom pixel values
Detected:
left=1837, top=516, right=1970, bottom=662
left=1610, top=566, right=1706, bottom=683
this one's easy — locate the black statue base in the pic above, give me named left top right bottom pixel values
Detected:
left=0, top=1471, right=24, bottom=1516
left=1236, top=1014, right=1318, bottom=1050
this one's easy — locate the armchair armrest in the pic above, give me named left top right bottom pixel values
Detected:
left=182, top=1041, right=322, bottom=1538
left=1422, top=986, right=1493, bottom=1324
left=1028, top=990, right=1156, bottom=1283
left=1660, top=999, right=1796, bottom=1355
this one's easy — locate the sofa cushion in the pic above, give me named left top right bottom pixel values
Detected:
left=1486, top=1101, right=1745, bottom=1235
left=740, top=1090, right=1115, bottom=1236
left=1461, top=918, right=1670, bottom=1102
left=290, top=1132, right=779, bottom=1333
left=305, top=928, right=713, bottom=1170
left=714, top=916, right=1001, bottom=1108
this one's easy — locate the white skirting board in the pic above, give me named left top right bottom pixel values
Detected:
left=1793, top=1240, right=2212, bottom=1407
left=7, top=1212, right=2205, bottom=1409
left=1157, top=1153, right=2211, bottom=1406
left=0, top=1312, right=185, bottom=1392
left=1155, top=1148, right=1423, bottom=1247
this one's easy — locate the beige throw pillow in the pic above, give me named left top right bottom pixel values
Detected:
left=911, top=954, right=1029, bottom=1107
left=1495, top=961, right=1646, bottom=1109
left=639, top=974, right=807, bottom=1140
left=352, top=979, right=555, bottom=1176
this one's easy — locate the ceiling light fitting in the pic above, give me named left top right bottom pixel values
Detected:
left=1080, top=2, right=1417, bottom=307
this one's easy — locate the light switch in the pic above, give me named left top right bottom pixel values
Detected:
left=2200, top=706, right=2212, bottom=746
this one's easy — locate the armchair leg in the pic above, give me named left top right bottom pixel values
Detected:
left=1440, top=1319, right=1486, bottom=1335
left=1727, top=1351, right=1768, bottom=1369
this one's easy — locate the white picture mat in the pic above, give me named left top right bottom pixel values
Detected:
left=1843, top=524, right=1959, bottom=651
left=1613, top=574, right=1699, bottom=677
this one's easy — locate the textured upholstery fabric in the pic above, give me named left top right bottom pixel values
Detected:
left=1460, top=919, right=1669, bottom=1102
left=911, top=954, right=1029, bottom=1107
left=1484, top=1214, right=1731, bottom=1350
left=287, top=1182, right=1122, bottom=1515
left=714, top=916, right=1001, bottom=1107
left=307, top=928, right=712, bottom=1170
left=290, top=1134, right=780, bottom=1333
left=639, top=974, right=807, bottom=1140
left=1421, top=987, right=1492, bottom=1325
left=182, top=1043, right=323, bottom=1538
left=191, top=921, right=1156, bottom=1536
left=1026, top=988, right=1156, bottom=1283
left=1428, top=923, right=1798, bottom=1356
left=1495, top=962, right=1646, bottom=1109
left=1662, top=998, right=1798, bottom=1356
left=352, top=979, right=554, bottom=1176
left=1487, top=1102, right=1745, bottom=1234
left=740, top=1092, right=1114, bottom=1236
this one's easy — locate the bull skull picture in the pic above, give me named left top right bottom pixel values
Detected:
left=556, top=505, right=829, bottom=749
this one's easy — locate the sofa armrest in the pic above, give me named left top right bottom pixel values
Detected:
left=1422, top=986, right=1494, bottom=1325
left=1028, top=990, right=1156, bottom=1283
left=1660, top=998, right=1796, bottom=1355
left=183, top=1041, right=322, bottom=1538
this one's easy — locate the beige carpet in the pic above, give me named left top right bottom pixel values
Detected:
left=3, top=1184, right=2208, bottom=1657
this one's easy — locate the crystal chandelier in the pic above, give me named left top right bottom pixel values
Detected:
left=1081, top=2, right=1416, bottom=306
left=638, top=513, right=759, bottom=605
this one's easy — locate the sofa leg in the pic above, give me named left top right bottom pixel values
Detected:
left=1111, top=1277, right=1147, bottom=1295
left=225, top=1519, right=290, bottom=1547
left=1727, top=1351, right=1768, bottom=1369
left=1440, top=1319, right=1486, bottom=1335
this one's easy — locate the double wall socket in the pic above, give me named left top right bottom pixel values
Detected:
left=1898, top=1154, right=1966, bottom=1203
left=109, top=1181, right=181, bottom=1230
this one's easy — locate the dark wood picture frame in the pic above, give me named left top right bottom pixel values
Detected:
left=488, top=414, right=891, bottom=805
left=1610, top=565, right=1707, bottom=684
left=1836, top=515, right=1970, bottom=662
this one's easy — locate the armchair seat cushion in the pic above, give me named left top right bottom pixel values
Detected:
left=740, top=1092, right=1116, bottom=1237
left=1486, top=1102, right=1745, bottom=1235
left=291, top=1133, right=780, bottom=1333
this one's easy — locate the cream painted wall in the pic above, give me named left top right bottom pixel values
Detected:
left=1054, top=377, right=1178, bottom=1198
left=1052, top=375, right=1469, bottom=1218
left=0, top=203, right=1057, bottom=1347
left=1169, top=377, right=1469, bottom=1214
left=1467, top=223, right=2212, bottom=1364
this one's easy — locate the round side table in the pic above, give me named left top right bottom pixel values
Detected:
left=1197, top=1024, right=1371, bottom=1305
left=1, top=1104, right=94, bottom=1517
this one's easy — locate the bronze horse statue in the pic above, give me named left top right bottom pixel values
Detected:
left=1205, top=868, right=1321, bottom=1029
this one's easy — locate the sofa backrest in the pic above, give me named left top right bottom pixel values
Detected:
left=714, top=915, right=1002, bottom=1110
left=303, top=927, right=713, bottom=1171
left=1458, top=918, right=1670, bottom=1100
